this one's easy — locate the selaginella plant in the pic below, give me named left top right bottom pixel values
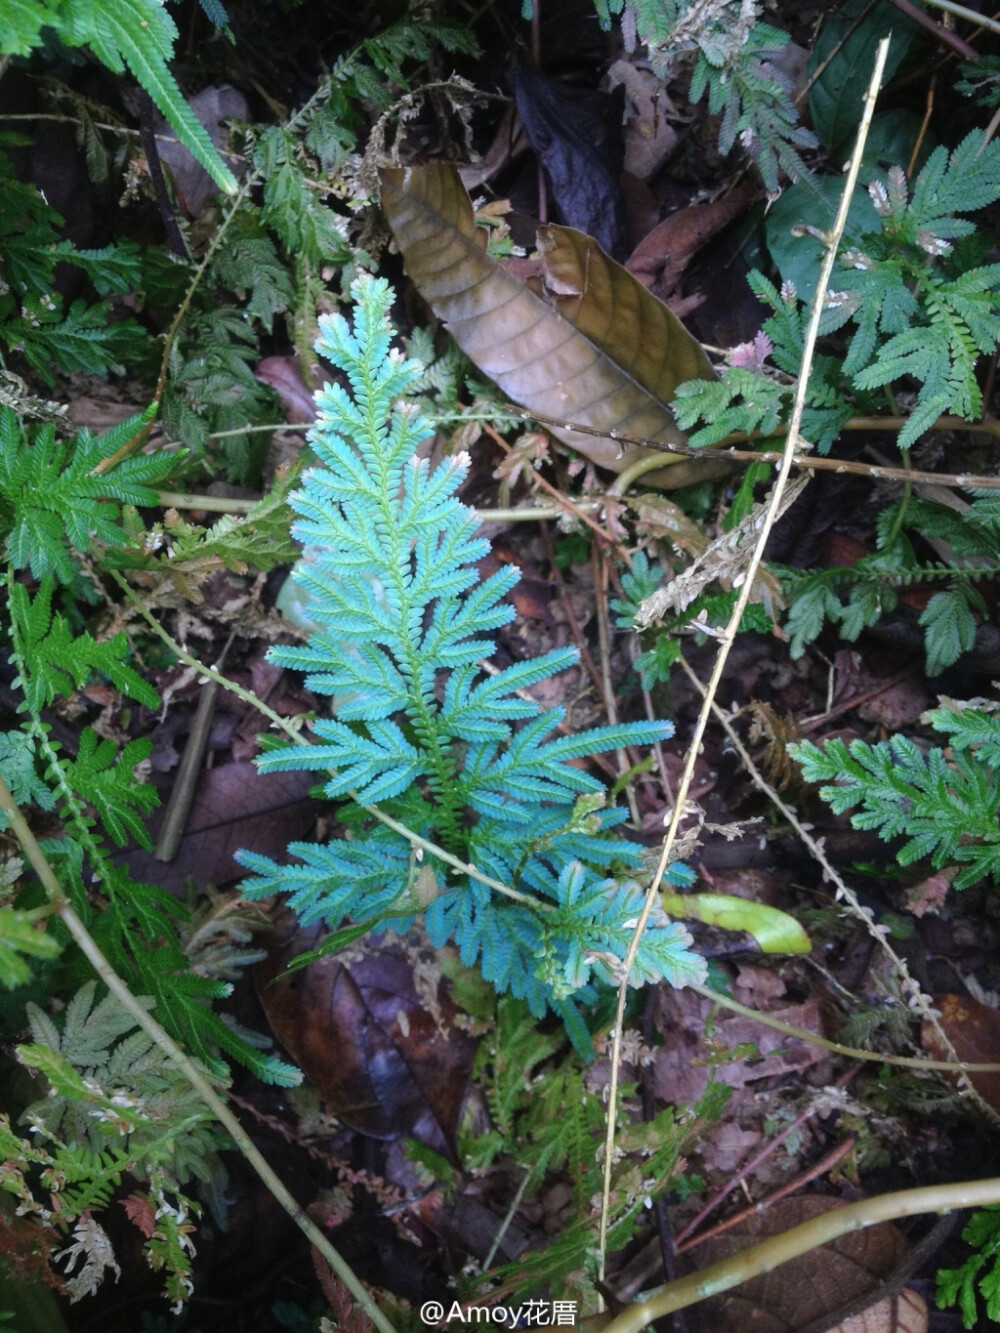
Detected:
left=790, top=701, right=1000, bottom=890
left=237, top=275, right=706, bottom=1051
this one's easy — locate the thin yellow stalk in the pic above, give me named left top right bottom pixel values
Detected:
left=597, top=36, right=895, bottom=1282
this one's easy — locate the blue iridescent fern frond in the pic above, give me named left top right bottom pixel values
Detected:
left=237, top=275, right=705, bottom=1048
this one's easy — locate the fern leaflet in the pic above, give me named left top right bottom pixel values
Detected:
left=791, top=708, right=1000, bottom=889
left=0, top=406, right=176, bottom=583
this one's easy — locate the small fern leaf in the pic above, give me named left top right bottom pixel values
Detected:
left=10, top=582, right=159, bottom=713
left=920, top=587, right=978, bottom=675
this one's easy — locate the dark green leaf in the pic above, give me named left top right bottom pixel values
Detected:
left=808, top=0, right=920, bottom=151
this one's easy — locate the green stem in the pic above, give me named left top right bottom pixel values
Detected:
left=884, top=445, right=912, bottom=546
left=0, top=771, right=396, bottom=1333
left=156, top=491, right=258, bottom=513
left=155, top=489, right=607, bottom=523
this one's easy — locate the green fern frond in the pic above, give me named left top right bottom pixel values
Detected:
left=0, top=730, right=56, bottom=821
left=4, top=566, right=301, bottom=1087
left=0, top=406, right=176, bottom=582
left=54, top=730, right=159, bottom=850
left=672, top=369, right=787, bottom=445
left=925, top=704, right=1000, bottom=765
left=6, top=981, right=225, bottom=1304
left=0, top=145, right=151, bottom=381
left=791, top=717, right=1000, bottom=889
left=938, top=1205, right=1000, bottom=1329
left=600, top=0, right=815, bottom=191
left=690, top=21, right=816, bottom=190
left=9, top=580, right=159, bottom=712
left=0, top=907, right=62, bottom=990
left=209, top=210, right=295, bottom=334
left=56, top=0, right=237, bottom=193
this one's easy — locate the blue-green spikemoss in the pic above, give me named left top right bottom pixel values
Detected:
left=237, top=276, right=705, bottom=1052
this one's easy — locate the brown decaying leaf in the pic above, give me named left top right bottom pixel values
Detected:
left=922, top=993, right=1000, bottom=1109
left=685, top=1196, right=926, bottom=1333
left=311, top=1260, right=375, bottom=1333
left=380, top=163, right=728, bottom=489
left=653, top=964, right=827, bottom=1108
left=904, top=868, right=955, bottom=919
left=626, top=183, right=761, bottom=302
left=154, top=85, right=249, bottom=217
left=256, top=917, right=477, bottom=1158
left=255, top=355, right=321, bottom=423
left=630, top=493, right=710, bottom=557
left=120, top=762, right=318, bottom=892
left=829, top=650, right=929, bottom=734
left=120, top=1192, right=157, bottom=1239
left=609, top=59, right=680, bottom=182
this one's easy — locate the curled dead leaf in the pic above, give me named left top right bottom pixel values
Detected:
left=626, top=183, right=761, bottom=302
left=380, top=163, right=729, bottom=489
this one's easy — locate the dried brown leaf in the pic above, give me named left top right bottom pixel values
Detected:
left=842, top=1289, right=927, bottom=1332
left=380, top=163, right=727, bottom=489
left=120, top=762, right=318, bottom=892
left=686, top=1196, right=922, bottom=1333
left=609, top=59, right=680, bottom=181
left=257, top=919, right=476, bottom=1157
left=631, top=493, right=710, bottom=557
left=626, top=183, right=761, bottom=300
left=120, top=1191, right=156, bottom=1239
left=255, top=355, right=321, bottom=424
left=921, top=993, right=1000, bottom=1108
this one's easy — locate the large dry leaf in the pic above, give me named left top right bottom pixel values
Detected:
left=686, top=1196, right=926, bottom=1333
left=120, top=762, right=318, bottom=892
left=922, top=993, right=1000, bottom=1109
left=381, top=163, right=728, bottom=489
left=256, top=916, right=476, bottom=1157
